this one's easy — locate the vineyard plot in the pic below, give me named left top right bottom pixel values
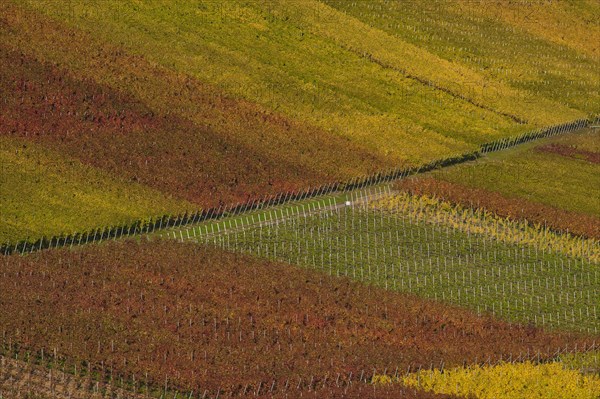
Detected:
left=193, top=205, right=600, bottom=333
left=5, top=240, right=588, bottom=397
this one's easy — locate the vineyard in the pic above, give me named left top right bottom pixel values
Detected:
left=2, top=0, right=600, bottom=398
left=2, top=0, right=599, bottom=245
left=1, top=240, right=597, bottom=398
left=1, top=118, right=589, bottom=254
left=399, top=127, right=600, bottom=238
left=375, top=359, right=600, bottom=399
left=0, top=1, right=598, bottom=244
left=179, top=191, right=599, bottom=333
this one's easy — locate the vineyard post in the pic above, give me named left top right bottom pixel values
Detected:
left=316, top=184, right=323, bottom=197
left=278, top=192, right=286, bottom=207
left=288, top=188, right=296, bottom=203
left=296, top=188, right=307, bottom=201
left=283, top=190, right=290, bottom=205
left=299, top=187, right=306, bottom=201
left=298, top=187, right=306, bottom=201
left=308, top=185, right=316, bottom=200
left=273, top=193, right=280, bottom=207
left=204, top=207, right=212, bottom=222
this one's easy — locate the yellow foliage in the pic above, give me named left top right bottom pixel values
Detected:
left=373, top=361, right=600, bottom=398
left=371, top=374, right=393, bottom=385
left=392, top=361, right=600, bottom=399
left=371, top=193, right=600, bottom=263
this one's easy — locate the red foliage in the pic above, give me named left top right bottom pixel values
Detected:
left=536, top=143, right=600, bottom=164
left=264, top=383, right=462, bottom=398
left=0, top=241, right=593, bottom=396
left=396, top=177, right=600, bottom=239
left=0, top=42, right=389, bottom=208
left=0, top=356, right=460, bottom=399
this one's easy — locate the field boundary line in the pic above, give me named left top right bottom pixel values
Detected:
left=1, top=117, right=592, bottom=255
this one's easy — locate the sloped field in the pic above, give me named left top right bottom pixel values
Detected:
left=1, top=1, right=598, bottom=242
left=1, top=2, right=599, bottom=397
left=0, top=240, right=591, bottom=397
left=187, top=194, right=599, bottom=333
left=375, top=360, right=600, bottom=399
left=324, top=0, right=600, bottom=116
left=397, top=129, right=600, bottom=238
left=0, top=136, right=193, bottom=244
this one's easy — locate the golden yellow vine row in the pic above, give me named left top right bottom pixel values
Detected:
left=372, top=361, right=600, bottom=399
left=370, top=192, right=600, bottom=263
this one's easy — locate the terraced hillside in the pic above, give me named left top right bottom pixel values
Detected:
left=1, top=0, right=598, bottom=242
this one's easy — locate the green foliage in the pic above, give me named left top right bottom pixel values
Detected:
left=431, top=129, right=600, bottom=217
left=325, top=0, right=600, bottom=116
left=560, top=351, right=600, bottom=375
left=192, top=204, right=599, bottom=333
left=2, top=0, right=598, bottom=246
left=0, top=137, right=192, bottom=243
